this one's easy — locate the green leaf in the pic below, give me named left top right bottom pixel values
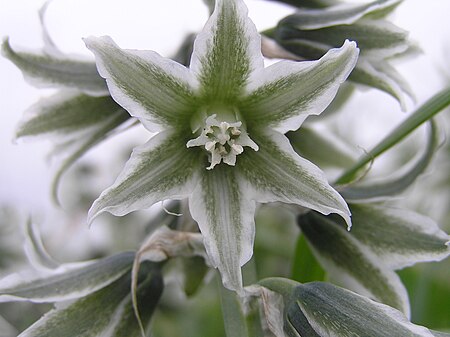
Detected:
left=240, top=40, right=358, bottom=133
left=110, top=267, right=164, bottom=337
left=287, top=125, right=356, bottom=169
left=288, top=282, right=434, bottom=337
left=0, top=252, right=134, bottom=303
left=341, top=121, right=438, bottom=201
left=18, top=263, right=162, bottom=337
left=189, top=164, right=256, bottom=292
left=88, top=129, right=200, bottom=224
left=1, top=37, right=107, bottom=95
left=336, top=86, right=450, bottom=184
left=280, top=0, right=402, bottom=30
left=190, top=0, right=263, bottom=102
left=291, top=234, right=326, bottom=283
left=182, top=256, right=209, bottom=296
left=297, top=212, right=409, bottom=315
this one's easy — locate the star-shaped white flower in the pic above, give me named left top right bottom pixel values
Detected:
left=85, top=0, right=359, bottom=292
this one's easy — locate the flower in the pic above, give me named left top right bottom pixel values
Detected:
left=85, top=0, right=358, bottom=292
left=265, top=0, right=415, bottom=109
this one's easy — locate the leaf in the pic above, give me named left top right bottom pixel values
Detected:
left=336, top=86, right=450, bottom=184
left=341, top=121, right=438, bottom=201
left=287, top=125, right=356, bottom=169
left=18, top=262, right=163, bottom=337
left=297, top=211, right=409, bottom=315
left=291, top=234, right=326, bottom=283
left=0, top=252, right=134, bottom=303
left=1, top=37, right=108, bottom=96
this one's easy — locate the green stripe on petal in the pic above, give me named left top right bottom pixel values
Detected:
left=88, top=129, right=200, bottom=224
left=0, top=252, right=134, bottom=303
left=298, top=212, right=410, bottom=316
left=190, top=0, right=263, bottom=102
left=189, top=165, right=256, bottom=292
left=84, top=36, right=197, bottom=131
left=278, top=19, right=409, bottom=59
left=241, top=40, right=358, bottom=133
left=349, top=204, right=450, bottom=270
left=2, top=37, right=108, bottom=96
left=290, top=282, right=434, bottom=337
left=238, top=129, right=351, bottom=228
left=16, top=92, right=126, bottom=139
left=281, top=0, right=402, bottom=30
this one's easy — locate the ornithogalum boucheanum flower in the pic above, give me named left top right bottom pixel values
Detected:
left=85, top=0, right=359, bottom=292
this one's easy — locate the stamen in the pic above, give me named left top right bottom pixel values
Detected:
left=186, top=114, right=258, bottom=170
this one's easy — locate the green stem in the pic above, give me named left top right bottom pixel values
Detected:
left=335, top=86, right=450, bottom=185
left=218, top=278, right=249, bottom=337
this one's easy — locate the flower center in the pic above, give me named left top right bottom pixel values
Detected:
left=186, top=114, right=259, bottom=170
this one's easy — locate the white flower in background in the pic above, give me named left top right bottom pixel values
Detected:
left=85, top=0, right=358, bottom=292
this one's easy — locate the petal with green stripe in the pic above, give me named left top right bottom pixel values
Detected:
left=190, top=0, right=263, bottom=102
left=238, top=129, right=351, bottom=228
left=298, top=211, right=410, bottom=316
left=349, top=204, right=450, bottom=270
left=1, top=38, right=108, bottom=96
left=241, top=40, right=358, bottom=133
left=281, top=0, right=402, bottom=30
left=189, top=165, right=256, bottom=292
left=88, top=130, right=200, bottom=224
left=290, top=282, right=434, bottom=337
left=84, top=36, right=197, bottom=131
left=0, top=252, right=134, bottom=303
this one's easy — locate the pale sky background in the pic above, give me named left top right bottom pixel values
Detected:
left=0, top=0, right=449, bottom=217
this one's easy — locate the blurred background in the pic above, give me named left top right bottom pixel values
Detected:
left=0, top=0, right=449, bottom=335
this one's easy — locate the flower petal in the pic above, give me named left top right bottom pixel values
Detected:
left=190, top=0, right=263, bottom=102
left=238, top=128, right=351, bottom=228
left=2, top=38, right=108, bottom=96
left=281, top=0, right=402, bottom=30
left=84, top=36, right=197, bottom=131
left=298, top=211, right=410, bottom=316
left=348, top=204, right=450, bottom=269
left=189, top=165, right=256, bottom=292
left=290, top=282, right=434, bottom=337
left=88, top=129, right=200, bottom=224
left=0, top=252, right=134, bottom=303
left=241, top=40, right=358, bottom=133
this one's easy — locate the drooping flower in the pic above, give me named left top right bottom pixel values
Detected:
left=264, top=0, right=415, bottom=109
left=85, top=0, right=359, bottom=291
